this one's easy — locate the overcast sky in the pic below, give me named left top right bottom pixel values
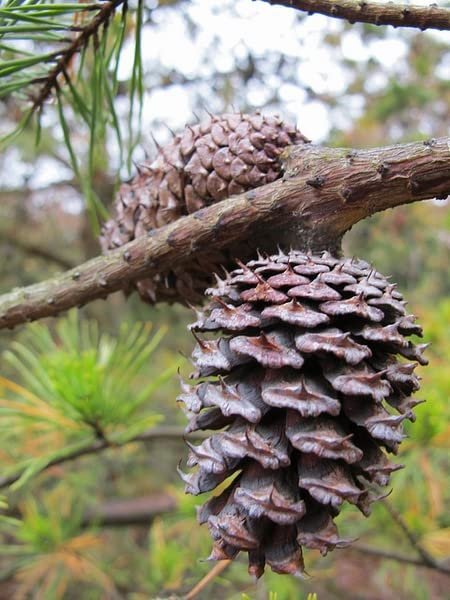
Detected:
left=2, top=0, right=449, bottom=192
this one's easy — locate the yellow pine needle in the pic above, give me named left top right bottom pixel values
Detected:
left=63, top=532, right=102, bottom=552
left=421, top=528, right=450, bottom=558
left=22, top=429, right=65, bottom=456
left=0, top=447, right=14, bottom=463
left=57, top=550, right=115, bottom=592
left=53, top=573, right=71, bottom=599
left=431, top=425, right=450, bottom=448
left=0, top=376, right=81, bottom=431
left=38, top=566, right=69, bottom=600
left=61, top=552, right=95, bottom=577
left=15, top=535, right=114, bottom=598
left=0, top=397, right=80, bottom=431
left=419, top=453, right=444, bottom=520
left=0, top=375, right=44, bottom=405
left=15, top=556, right=59, bottom=600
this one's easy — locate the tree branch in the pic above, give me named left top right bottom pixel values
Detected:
left=0, top=137, right=448, bottom=331
left=0, top=426, right=207, bottom=491
left=364, top=483, right=447, bottom=573
left=264, top=0, right=450, bottom=31
left=0, top=230, right=76, bottom=271
left=2, top=493, right=179, bottom=528
left=81, top=493, right=178, bottom=528
left=380, top=497, right=441, bottom=570
left=350, top=544, right=450, bottom=575
left=2, top=493, right=450, bottom=577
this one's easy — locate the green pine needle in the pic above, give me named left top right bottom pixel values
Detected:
left=0, top=311, right=174, bottom=490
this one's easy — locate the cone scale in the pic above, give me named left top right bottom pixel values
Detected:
left=99, top=112, right=427, bottom=576
left=100, top=113, right=308, bottom=304
left=178, top=250, right=427, bottom=577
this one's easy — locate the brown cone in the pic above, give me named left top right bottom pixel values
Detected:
left=178, top=250, right=427, bottom=577
left=100, top=112, right=308, bottom=304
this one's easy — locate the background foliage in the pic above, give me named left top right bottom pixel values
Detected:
left=0, top=1, right=449, bottom=598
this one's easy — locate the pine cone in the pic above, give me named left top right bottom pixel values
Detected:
left=178, top=250, right=427, bottom=577
left=100, top=113, right=308, bottom=304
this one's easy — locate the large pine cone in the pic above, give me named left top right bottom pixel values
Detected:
left=178, top=250, right=427, bottom=577
left=100, top=113, right=308, bottom=304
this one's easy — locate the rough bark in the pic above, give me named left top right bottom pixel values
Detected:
left=264, top=0, right=450, bottom=31
left=0, top=137, right=448, bottom=331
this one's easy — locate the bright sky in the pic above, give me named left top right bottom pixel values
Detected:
left=119, top=0, right=447, bottom=144
left=121, top=0, right=408, bottom=141
left=1, top=0, right=448, bottom=191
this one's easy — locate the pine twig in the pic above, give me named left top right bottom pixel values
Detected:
left=0, top=426, right=208, bottom=491
left=185, top=560, right=232, bottom=600
left=265, top=0, right=450, bottom=31
left=3, top=493, right=178, bottom=528
left=380, top=498, right=441, bottom=569
left=0, top=230, right=75, bottom=270
left=31, top=0, right=125, bottom=114
left=81, top=493, right=178, bottom=527
left=350, top=544, right=450, bottom=575
left=0, top=137, right=448, bottom=331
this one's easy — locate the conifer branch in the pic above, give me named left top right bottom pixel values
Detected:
left=351, top=544, right=450, bottom=575
left=380, top=497, right=441, bottom=570
left=0, top=137, right=448, bottom=331
left=30, top=0, right=125, bottom=114
left=81, top=493, right=178, bottom=527
left=360, top=485, right=447, bottom=573
left=3, top=493, right=179, bottom=528
left=264, top=0, right=450, bottom=31
left=0, top=230, right=76, bottom=270
left=0, top=426, right=207, bottom=491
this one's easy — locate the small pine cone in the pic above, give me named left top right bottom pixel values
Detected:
left=100, top=113, right=308, bottom=304
left=178, top=250, right=427, bottom=577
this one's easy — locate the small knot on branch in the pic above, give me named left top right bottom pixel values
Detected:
left=306, top=176, right=326, bottom=189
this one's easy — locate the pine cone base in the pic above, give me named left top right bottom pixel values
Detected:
left=179, top=250, right=427, bottom=577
